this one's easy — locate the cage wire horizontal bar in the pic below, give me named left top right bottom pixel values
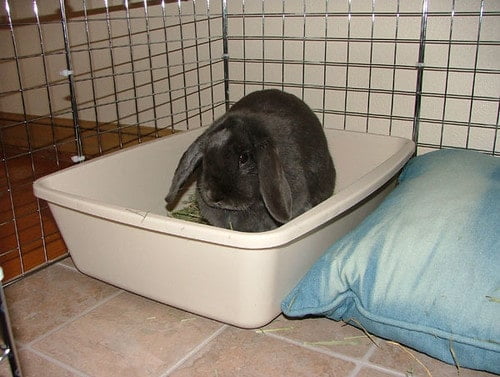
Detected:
left=0, top=35, right=224, bottom=64
left=3, top=9, right=499, bottom=25
left=225, top=35, right=500, bottom=49
left=226, top=10, right=500, bottom=17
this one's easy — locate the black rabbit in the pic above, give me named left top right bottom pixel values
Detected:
left=165, top=89, right=335, bottom=232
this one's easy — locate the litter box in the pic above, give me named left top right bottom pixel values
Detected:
left=33, top=127, right=415, bottom=328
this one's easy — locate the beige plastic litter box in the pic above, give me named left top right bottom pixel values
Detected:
left=33, top=127, right=415, bottom=328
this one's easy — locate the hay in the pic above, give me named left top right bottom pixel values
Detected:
left=255, top=326, right=294, bottom=334
left=169, top=194, right=209, bottom=224
left=387, top=341, right=433, bottom=377
left=486, top=295, right=500, bottom=303
left=304, top=336, right=365, bottom=347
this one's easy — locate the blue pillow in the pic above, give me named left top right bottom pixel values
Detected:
left=282, top=149, right=500, bottom=373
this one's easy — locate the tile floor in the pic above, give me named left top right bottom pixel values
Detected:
left=1, top=257, right=497, bottom=377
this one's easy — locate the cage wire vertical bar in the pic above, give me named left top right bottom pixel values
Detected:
left=142, top=0, right=160, bottom=134
left=343, top=0, right=352, bottom=130
left=191, top=0, right=204, bottom=125
left=438, top=0, right=456, bottom=150
left=58, top=0, right=84, bottom=160
left=464, top=0, right=484, bottom=150
left=175, top=1, right=191, bottom=127
left=388, top=0, right=401, bottom=135
left=205, top=0, right=216, bottom=120
left=321, top=0, right=329, bottom=127
left=300, top=1, right=307, bottom=100
left=33, top=0, right=61, bottom=167
left=260, top=0, right=264, bottom=91
left=32, top=0, right=52, bottom=264
left=103, top=0, right=124, bottom=149
left=238, top=0, right=246, bottom=97
left=365, top=0, right=376, bottom=133
left=124, top=0, right=143, bottom=142
left=280, top=0, right=285, bottom=92
left=222, top=0, right=230, bottom=110
left=161, top=0, right=176, bottom=132
left=82, top=0, right=104, bottom=155
left=412, top=0, right=429, bottom=144
left=4, top=0, right=36, bottom=278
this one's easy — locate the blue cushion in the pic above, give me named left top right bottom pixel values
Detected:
left=282, top=149, right=500, bottom=373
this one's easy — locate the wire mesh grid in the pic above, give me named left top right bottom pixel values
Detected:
left=0, top=0, right=499, bottom=282
left=0, top=0, right=226, bottom=282
left=225, top=0, right=499, bottom=154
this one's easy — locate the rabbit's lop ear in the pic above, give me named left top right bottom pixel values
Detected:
left=257, top=144, right=292, bottom=223
left=165, top=135, right=204, bottom=204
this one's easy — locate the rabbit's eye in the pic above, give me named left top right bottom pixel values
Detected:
left=239, top=152, right=249, bottom=166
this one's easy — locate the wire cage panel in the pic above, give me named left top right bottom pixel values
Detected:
left=226, top=0, right=499, bottom=155
left=0, top=0, right=499, bottom=282
left=225, top=0, right=427, bottom=141
left=0, top=0, right=227, bottom=282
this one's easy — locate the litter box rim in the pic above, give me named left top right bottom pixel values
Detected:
left=33, top=128, right=415, bottom=250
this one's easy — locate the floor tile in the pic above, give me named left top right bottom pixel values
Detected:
left=356, top=367, right=401, bottom=377
left=0, top=359, right=13, bottom=377
left=261, top=315, right=373, bottom=358
left=370, top=341, right=497, bottom=377
left=31, top=292, right=223, bottom=377
left=17, top=349, right=82, bottom=377
left=57, top=257, right=77, bottom=270
left=169, top=326, right=356, bottom=377
left=5, top=263, right=120, bottom=344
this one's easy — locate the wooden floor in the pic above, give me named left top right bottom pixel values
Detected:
left=0, top=111, right=174, bottom=158
left=0, top=112, right=174, bottom=282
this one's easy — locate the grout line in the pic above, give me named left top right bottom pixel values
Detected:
left=264, top=332, right=406, bottom=377
left=160, top=324, right=229, bottom=377
left=346, top=343, right=408, bottom=377
left=264, top=331, right=364, bottom=365
left=25, top=290, right=124, bottom=348
left=356, top=363, right=406, bottom=377
left=348, top=365, right=365, bottom=377
left=347, top=344, right=376, bottom=377
left=22, top=345, right=93, bottom=377
left=352, top=342, right=416, bottom=377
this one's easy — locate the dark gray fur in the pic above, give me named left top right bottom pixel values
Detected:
left=165, top=89, right=336, bottom=232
